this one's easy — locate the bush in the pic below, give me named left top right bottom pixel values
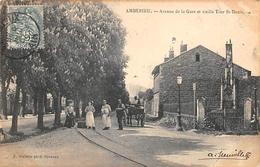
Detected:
left=159, top=116, right=176, bottom=127
left=198, top=117, right=216, bottom=131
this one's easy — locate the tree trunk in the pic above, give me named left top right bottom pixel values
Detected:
left=10, top=82, right=21, bottom=134
left=1, top=86, right=8, bottom=119
left=54, top=91, right=61, bottom=126
left=21, top=90, right=27, bottom=117
left=44, top=92, right=48, bottom=114
left=37, top=90, right=44, bottom=130
left=81, top=95, right=87, bottom=118
left=74, top=92, right=80, bottom=118
left=33, top=90, right=38, bottom=116
left=0, top=3, right=8, bottom=120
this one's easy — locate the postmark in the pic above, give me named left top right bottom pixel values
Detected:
left=5, top=5, right=44, bottom=59
left=7, top=12, right=41, bottom=49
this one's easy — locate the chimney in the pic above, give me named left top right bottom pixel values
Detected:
left=180, top=43, right=187, bottom=54
left=169, top=47, right=174, bottom=58
left=164, top=54, right=169, bottom=62
left=164, top=57, right=169, bottom=62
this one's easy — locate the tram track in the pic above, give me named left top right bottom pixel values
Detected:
left=94, top=129, right=126, bottom=146
left=75, top=127, right=148, bottom=167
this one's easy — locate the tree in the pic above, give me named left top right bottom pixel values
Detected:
left=0, top=3, right=9, bottom=120
left=7, top=59, right=26, bottom=133
left=2, top=0, right=129, bottom=130
left=138, top=91, right=146, bottom=100
left=42, top=1, right=129, bottom=110
left=9, top=76, right=21, bottom=133
left=144, top=89, right=154, bottom=101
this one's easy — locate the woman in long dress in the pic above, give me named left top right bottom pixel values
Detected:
left=101, top=100, right=112, bottom=130
left=85, top=101, right=95, bottom=130
left=65, top=101, right=75, bottom=128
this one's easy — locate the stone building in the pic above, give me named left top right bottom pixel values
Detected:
left=151, top=41, right=260, bottom=130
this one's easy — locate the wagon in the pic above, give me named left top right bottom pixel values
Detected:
left=124, top=105, right=145, bottom=127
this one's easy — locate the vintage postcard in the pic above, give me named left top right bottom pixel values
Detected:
left=0, top=0, right=259, bottom=167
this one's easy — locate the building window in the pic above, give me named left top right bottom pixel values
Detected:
left=195, top=53, right=200, bottom=62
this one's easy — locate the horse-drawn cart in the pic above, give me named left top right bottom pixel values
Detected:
left=124, top=105, right=145, bottom=127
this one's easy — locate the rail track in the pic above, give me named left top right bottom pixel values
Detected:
left=76, top=127, right=148, bottom=167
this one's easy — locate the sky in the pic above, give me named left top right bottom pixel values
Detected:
left=105, top=0, right=259, bottom=97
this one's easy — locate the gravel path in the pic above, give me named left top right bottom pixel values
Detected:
left=1, top=114, right=259, bottom=167
left=0, top=127, right=140, bottom=167
left=90, top=115, right=260, bottom=167
left=1, top=114, right=65, bottom=136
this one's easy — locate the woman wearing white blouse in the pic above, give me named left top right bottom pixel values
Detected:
left=101, top=100, right=112, bottom=130
left=85, top=101, right=95, bottom=130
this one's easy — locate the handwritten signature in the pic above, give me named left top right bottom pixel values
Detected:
left=199, top=149, right=252, bottom=160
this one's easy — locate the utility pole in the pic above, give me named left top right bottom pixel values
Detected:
left=193, top=83, right=197, bottom=129
left=176, top=75, right=183, bottom=131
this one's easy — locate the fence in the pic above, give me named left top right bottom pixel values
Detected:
left=163, top=102, right=194, bottom=115
left=207, top=110, right=244, bottom=131
left=164, top=112, right=196, bottom=130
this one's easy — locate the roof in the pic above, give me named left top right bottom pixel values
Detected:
left=152, top=65, right=160, bottom=76
left=151, top=45, right=251, bottom=74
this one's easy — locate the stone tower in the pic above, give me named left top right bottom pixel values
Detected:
left=221, top=39, right=237, bottom=110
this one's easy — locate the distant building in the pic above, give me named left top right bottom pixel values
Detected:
left=151, top=41, right=260, bottom=130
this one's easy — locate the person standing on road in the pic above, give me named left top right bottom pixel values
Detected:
left=116, top=99, right=125, bottom=130
left=133, top=96, right=141, bottom=107
left=101, top=100, right=111, bottom=130
left=85, top=101, right=96, bottom=130
left=65, top=101, right=75, bottom=128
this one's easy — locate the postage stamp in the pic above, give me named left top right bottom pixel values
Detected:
left=7, top=5, right=44, bottom=49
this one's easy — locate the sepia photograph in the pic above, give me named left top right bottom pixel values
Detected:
left=0, top=0, right=259, bottom=167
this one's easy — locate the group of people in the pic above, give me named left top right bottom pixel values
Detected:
left=64, top=99, right=127, bottom=130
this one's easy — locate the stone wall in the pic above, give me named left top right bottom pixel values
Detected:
left=153, top=45, right=259, bottom=131
left=237, top=77, right=260, bottom=113
left=159, top=45, right=250, bottom=116
left=144, top=99, right=153, bottom=115
left=237, top=76, right=260, bottom=130
left=207, top=109, right=244, bottom=131
left=164, top=112, right=196, bottom=130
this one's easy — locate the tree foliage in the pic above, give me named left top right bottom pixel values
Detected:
left=1, top=0, right=129, bottom=128
left=43, top=2, right=128, bottom=108
left=144, top=89, right=154, bottom=101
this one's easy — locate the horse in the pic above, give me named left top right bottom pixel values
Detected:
left=124, top=105, right=145, bottom=127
